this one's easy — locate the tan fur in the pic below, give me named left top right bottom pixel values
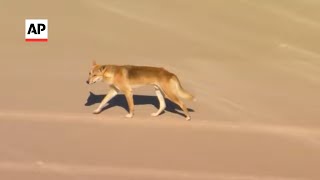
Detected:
left=86, top=60, right=194, bottom=120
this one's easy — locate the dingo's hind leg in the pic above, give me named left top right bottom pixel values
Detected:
left=162, top=85, right=191, bottom=120
left=151, top=86, right=166, bottom=117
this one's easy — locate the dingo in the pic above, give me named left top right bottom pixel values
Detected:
left=86, top=60, right=195, bottom=120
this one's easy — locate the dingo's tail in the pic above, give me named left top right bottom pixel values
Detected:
left=171, top=75, right=196, bottom=101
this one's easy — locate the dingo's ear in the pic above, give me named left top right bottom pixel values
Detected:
left=99, top=65, right=106, bottom=73
left=92, top=60, right=97, bottom=66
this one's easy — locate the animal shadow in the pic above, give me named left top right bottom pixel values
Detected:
left=85, top=92, right=194, bottom=118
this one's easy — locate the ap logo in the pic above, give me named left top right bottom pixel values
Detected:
left=25, top=19, right=48, bottom=42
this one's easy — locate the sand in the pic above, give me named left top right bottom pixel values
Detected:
left=0, top=0, right=320, bottom=179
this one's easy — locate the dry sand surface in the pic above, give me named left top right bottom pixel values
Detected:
left=1, top=0, right=320, bottom=179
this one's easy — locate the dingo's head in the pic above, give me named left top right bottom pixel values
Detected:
left=86, top=60, right=105, bottom=84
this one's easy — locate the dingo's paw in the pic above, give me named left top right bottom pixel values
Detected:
left=125, top=113, right=133, bottom=118
left=151, top=112, right=159, bottom=117
left=93, top=109, right=101, bottom=114
left=186, top=116, right=191, bottom=121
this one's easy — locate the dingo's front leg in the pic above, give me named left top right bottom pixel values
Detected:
left=151, top=87, right=166, bottom=117
left=93, top=87, right=118, bottom=114
left=124, top=90, right=134, bottom=118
